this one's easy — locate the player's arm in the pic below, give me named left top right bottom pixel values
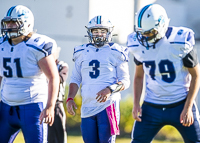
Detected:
left=66, top=83, right=78, bottom=115
left=96, top=46, right=130, bottom=103
left=180, top=47, right=200, bottom=126
left=115, top=60, right=130, bottom=92
left=133, top=63, right=144, bottom=122
left=181, top=64, right=200, bottom=127
left=66, top=60, right=81, bottom=115
left=38, top=54, right=60, bottom=126
left=96, top=61, right=130, bottom=103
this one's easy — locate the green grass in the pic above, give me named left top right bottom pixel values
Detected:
left=14, top=131, right=183, bottom=143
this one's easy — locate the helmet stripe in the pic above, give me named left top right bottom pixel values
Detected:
left=97, top=16, right=101, bottom=24
left=97, top=16, right=99, bottom=24
left=7, top=6, right=16, bottom=16
left=138, top=4, right=152, bottom=28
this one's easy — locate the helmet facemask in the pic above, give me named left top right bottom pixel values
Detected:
left=87, top=28, right=111, bottom=47
left=85, top=16, right=114, bottom=47
left=135, top=4, right=170, bottom=49
left=1, top=5, right=34, bottom=39
left=136, top=28, right=160, bottom=49
left=1, top=17, right=25, bottom=39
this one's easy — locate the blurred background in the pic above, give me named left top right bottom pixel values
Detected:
left=1, top=0, right=200, bottom=142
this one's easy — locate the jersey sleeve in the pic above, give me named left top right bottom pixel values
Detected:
left=110, top=44, right=129, bottom=62
left=70, top=62, right=82, bottom=87
left=176, top=28, right=195, bottom=58
left=182, top=49, right=198, bottom=68
left=26, top=34, right=57, bottom=62
left=72, top=45, right=85, bottom=62
left=126, top=32, right=142, bottom=64
left=70, top=45, right=85, bottom=87
left=176, top=28, right=199, bottom=67
left=116, top=61, right=130, bottom=90
left=134, top=57, right=143, bottom=65
left=111, top=44, right=130, bottom=89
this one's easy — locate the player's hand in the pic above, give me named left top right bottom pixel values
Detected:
left=180, top=108, right=194, bottom=127
left=96, top=87, right=111, bottom=103
left=132, top=104, right=142, bottom=122
left=39, top=106, right=55, bottom=126
left=67, top=100, right=77, bottom=116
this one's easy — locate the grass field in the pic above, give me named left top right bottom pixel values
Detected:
left=13, top=131, right=183, bottom=143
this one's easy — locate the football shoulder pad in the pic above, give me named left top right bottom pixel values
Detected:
left=110, top=43, right=129, bottom=62
left=168, top=26, right=195, bottom=58
left=73, top=44, right=86, bottom=62
left=26, top=33, right=57, bottom=56
left=126, top=32, right=139, bottom=47
left=168, top=26, right=195, bottom=46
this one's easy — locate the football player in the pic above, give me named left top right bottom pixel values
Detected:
left=0, top=5, right=59, bottom=143
left=127, top=4, right=200, bottom=143
left=48, top=47, right=68, bottom=143
left=66, top=15, right=130, bottom=143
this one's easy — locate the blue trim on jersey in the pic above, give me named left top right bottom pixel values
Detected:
left=127, top=45, right=139, bottom=47
left=124, top=47, right=128, bottom=52
left=73, top=49, right=84, bottom=54
left=138, top=4, right=152, bottom=28
left=170, top=42, right=185, bottom=44
left=170, top=42, right=191, bottom=48
left=170, top=41, right=187, bottom=46
left=108, top=43, right=114, bottom=47
left=26, top=43, right=47, bottom=56
left=0, top=36, right=7, bottom=45
left=165, top=27, right=173, bottom=39
left=111, top=48, right=128, bottom=62
left=7, top=6, right=16, bottom=16
left=86, top=43, right=94, bottom=47
left=43, top=42, right=53, bottom=55
left=186, top=32, right=195, bottom=46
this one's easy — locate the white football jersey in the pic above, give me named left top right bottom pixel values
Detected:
left=127, top=26, right=196, bottom=104
left=70, top=43, right=130, bottom=118
left=0, top=33, right=57, bottom=106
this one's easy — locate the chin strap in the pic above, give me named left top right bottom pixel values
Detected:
left=107, top=83, right=124, bottom=93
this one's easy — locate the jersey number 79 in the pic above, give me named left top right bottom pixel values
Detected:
left=144, top=59, right=175, bottom=83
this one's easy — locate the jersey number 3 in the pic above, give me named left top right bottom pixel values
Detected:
left=89, top=60, right=100, bottom=78
left=144, top=59, right=176, bottom=83
left=3, top=58, right=23, bottom=77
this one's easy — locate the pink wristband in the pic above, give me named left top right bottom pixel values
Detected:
left=66, top=98, right=73, bottom=103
